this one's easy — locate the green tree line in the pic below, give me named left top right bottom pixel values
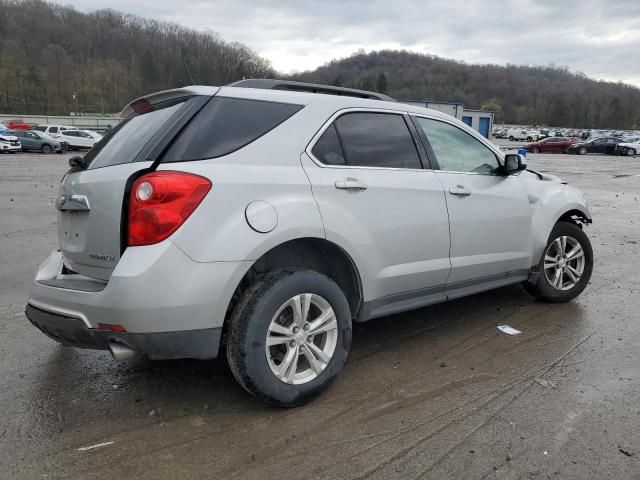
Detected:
left=293, top=50, right=640, bottom=129
left=0, top=0, right=274, bottom=115
left=1, top=2, right=639, bottom=129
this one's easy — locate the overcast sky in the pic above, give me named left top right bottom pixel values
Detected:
left=60, top=0, right=640, bottom=87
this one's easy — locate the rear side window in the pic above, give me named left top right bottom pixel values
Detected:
left=311, top=124, right=345, bottom=165
left=163, top=97, right=303, bottom=162
left=318, top=112, right=421, bottom=169
left=86, top=100, right=185, bottom=170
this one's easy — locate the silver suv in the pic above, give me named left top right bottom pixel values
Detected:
left=26, top=80, right=593, bottom=406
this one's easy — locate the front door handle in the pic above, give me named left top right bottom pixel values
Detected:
left=449, top=185, right=472, bottom=196
left=335, top=178, right=368, bottom=191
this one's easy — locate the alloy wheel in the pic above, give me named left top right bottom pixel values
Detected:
left=544, top=235, right=585, bottom=291
left=265, top=293, right=338, bottom=385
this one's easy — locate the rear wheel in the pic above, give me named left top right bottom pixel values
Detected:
left=523, top=221, right=593, bottom=302
left=226, top=269, right=352, bottom=407
left=41, top=144, right=52, bottom=154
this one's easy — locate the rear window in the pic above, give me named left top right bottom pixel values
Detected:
left=162, top=97, right=303, bottom=162
left=86, top=100, right=186, bottom=170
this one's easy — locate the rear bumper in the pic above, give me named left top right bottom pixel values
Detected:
left=27, top=241, right=251, bottom=359
left=25, top=304, right=221, bottom=360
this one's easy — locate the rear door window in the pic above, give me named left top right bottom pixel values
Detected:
left=163, top=97, right=303, bottom=162
left=330, top=112, right=421, bottom=169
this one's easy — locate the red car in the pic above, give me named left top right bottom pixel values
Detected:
left=526, top=137, right=579, bottom=154
left=1, top=119, right=36, bottom=131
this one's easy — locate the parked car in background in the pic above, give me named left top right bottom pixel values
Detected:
left=12, top=130, right=63, bottom=153
left=567, top=137, right=620, bottom=155
left=0, top=131, right=21, bottom=153
left=507, top=128, right=538, bottom=142
left=492, top=127, right=507, bottom=139
left=579, top=131, right=591, bottom=140
left=526, top=137, right=579, bottom=153
left=31, top=124, right=76, bottom=137
left=55, top=129, right=102, bottom=150
left=1, top=118, right=35, bottom=131
left=537, top=128, right=550, bottom=139
left=615, top=138, right=640, bottom=156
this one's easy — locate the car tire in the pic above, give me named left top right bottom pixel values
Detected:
left=226, top=268, right=352, bottom=407
left=531, top=147, right=540, bottom=154
left=579, top=147, right=587, bottom=155
left=41, top=144, right=52, bottom=154
left=509, top=136, right=515, bottom=141
left=523, top=221, right=593, bottom=303
left=627, top=148, right=636, bottom=156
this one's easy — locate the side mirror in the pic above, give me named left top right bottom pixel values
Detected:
left=504, top=153, right=527, bottom=174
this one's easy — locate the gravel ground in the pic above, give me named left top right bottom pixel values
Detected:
left=1, top=150, right=639, bottom=479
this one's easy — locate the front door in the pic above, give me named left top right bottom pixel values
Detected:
left=302, top=110, right=451, bottom=304
left=412, top=116, right=533, bottom=286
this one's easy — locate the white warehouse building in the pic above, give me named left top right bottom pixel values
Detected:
left=399, top=99, right=494, bottom=139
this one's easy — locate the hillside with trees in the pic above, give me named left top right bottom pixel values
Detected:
left=1, top=2, right=639, bottom=129
left=293, top=50, right=640, bottom=129
left=0, top=0, right=274, bottom=115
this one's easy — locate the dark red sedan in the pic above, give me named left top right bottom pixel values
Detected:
left=526, top=137, right=579, bottom=154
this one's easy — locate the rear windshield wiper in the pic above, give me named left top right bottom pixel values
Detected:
left=68, top=156, right=89, bottom=172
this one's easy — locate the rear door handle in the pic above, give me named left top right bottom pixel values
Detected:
left=449, top=185, right=472, bottom=196
left=335, top=178, right=368, bottom=191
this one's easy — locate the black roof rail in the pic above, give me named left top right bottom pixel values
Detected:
left=228, top=79, right=395, bottom=102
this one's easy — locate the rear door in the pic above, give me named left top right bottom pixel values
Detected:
left=56, top=93, right=213, bottom=280
left=302, top=110, right=451, bottom=305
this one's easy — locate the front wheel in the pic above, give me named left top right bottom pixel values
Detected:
left=531, top=147, right=540, bottom=154
left=523, top=221, right=593, bottom=302
left=627, top=148, right=636, bottom=156
left=226, top=269, right=352, bottom=407
left=41, top=144, right=52, bottom=154
left=579, top=147, right=588, bottom=155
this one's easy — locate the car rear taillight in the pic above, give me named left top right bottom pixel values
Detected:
left=127, top=171, right=211, bottom=246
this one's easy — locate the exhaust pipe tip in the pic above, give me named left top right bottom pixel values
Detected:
left=108, top=341, right=139, bottom=362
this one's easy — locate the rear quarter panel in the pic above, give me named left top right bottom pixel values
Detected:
left=163, top=102, right=329, bottom=263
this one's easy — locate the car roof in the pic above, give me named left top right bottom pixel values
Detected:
left=125, top=84, right=459, bottom=124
